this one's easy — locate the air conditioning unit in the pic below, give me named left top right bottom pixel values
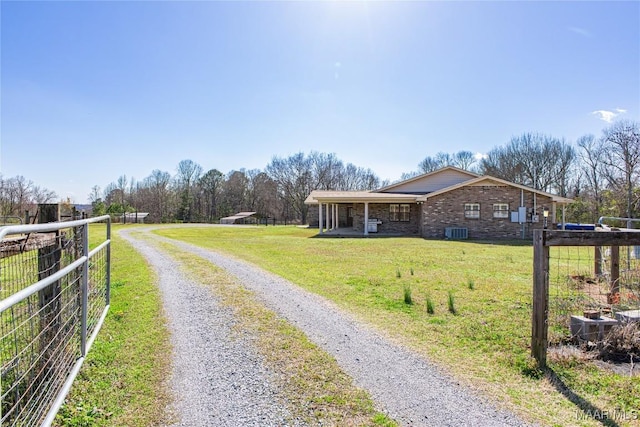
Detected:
left=445, top=227, right=468, bottom=240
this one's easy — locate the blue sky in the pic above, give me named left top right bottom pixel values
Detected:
left=1, top=1, right=638, bottom=203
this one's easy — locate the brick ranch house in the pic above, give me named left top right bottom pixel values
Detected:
left=304, top=166, right=573, bottom=240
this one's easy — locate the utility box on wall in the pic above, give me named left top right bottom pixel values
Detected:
left=510, top=207, right=528, bottom=223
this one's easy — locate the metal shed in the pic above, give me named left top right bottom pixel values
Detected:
left=220, top=212, right=257, bottom=225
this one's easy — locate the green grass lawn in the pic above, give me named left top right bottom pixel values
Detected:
left=153, top=225, right=640, bottom=427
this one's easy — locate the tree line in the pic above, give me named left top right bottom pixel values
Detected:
left=403, top=120, right=639, bottom=223
left=1, top=120, right=637, bottom=225
left=91, top=152, right=381, bottom=224
left=0, top=175, right=57, bottom=223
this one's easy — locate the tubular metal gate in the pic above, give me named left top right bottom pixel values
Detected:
left=0, top=216, right=111, bottom=426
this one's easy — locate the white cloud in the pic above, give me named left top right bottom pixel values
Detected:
left=569, top=27, right=591, bottom=38
left=473, top=152, right=487, bottom=161
left=591, top=109, right=627, bottom=123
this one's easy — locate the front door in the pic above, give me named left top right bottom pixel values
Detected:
left=347, top=207, right=354, bottom=227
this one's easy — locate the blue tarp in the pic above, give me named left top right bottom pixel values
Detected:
left=556, top=223, right=596, bottom=231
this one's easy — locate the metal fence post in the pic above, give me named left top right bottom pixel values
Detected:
left=106, top=220, right=111, bottom=306
left=532, top=229, right=549, bottom=368
left=80, top=224, right=89, bottom=357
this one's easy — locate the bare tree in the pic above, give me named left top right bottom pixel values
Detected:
left=31, top=186, right=57, bottom=204
left=479, top=133, right=575, bottom=195
left=89, top=185, right=101, bottom=204
left=222, top=170, right=248, bottom=214
left=452, top=151, right=476, bottom=171
left=175, top=159, right=203, bottom=222
left=199, top=168, right=224, bottom=222
left=418, top=156, right=443, bottom=174
left=576, top=134, right=605, bottom=219
left=417, top=151, right=477, bottom=174
left=116, top=175, right=128, bottom=208
left=153, top=170, right=173, bottom=222
left=599, top=120, right=640, bottom=218
left=266, top=152, right=313, bottom=223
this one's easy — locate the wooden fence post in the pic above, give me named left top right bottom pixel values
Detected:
left=532, top=229, right=550, bottom=368
left=37, top=206, right=62, bottom=388
left=609, top=246, right=620, bottom=303
left=37, top=236, right=62, bottom=387
left=594, top=246, right=603, bottom=276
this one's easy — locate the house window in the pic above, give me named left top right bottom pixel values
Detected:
left=390, top=204, right=410, bottom=222
left=493, top=203, right=509, bottom=219
left=464, top=203, right=480, bottom=219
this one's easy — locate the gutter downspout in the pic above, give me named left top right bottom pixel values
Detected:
left=521, top=189, right=525, bottom=239
left=364, top=202, right=369, bottom=236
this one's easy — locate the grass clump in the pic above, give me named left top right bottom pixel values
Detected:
left=447, top=291, right=456, bottom=314
left=425, top=294, right=435, bottom=314
left=395, top=268, right=402, bottom=278
left=403, top=285, right=413, bottom=305
left=467, top=278, right=475, bottom=290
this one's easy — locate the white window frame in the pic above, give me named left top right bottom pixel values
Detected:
left=464, top=203, right=480, bottom=219
left=493, top=203, right=509, bottom=219
left=390, top=204, right=411, bottom=222
left=399, top=204, right=410, bottom=222
left=390, top=204, right=399, bottom=222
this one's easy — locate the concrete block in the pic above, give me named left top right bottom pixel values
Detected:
left=615, top=310, right=640, bottom=323
left=570, top=315, right=618, bottom=343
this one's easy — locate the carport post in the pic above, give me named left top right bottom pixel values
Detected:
left=325, top=204, right=329, bottom=231
left=319, top=203, right=323, bottom=234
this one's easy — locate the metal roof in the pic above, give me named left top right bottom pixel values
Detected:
left=220, top=211, right=257, bottom=221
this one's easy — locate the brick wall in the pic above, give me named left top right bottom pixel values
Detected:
left=421, top=186, right=553, bottom=239
left=353, top=203, right=420, bottom=235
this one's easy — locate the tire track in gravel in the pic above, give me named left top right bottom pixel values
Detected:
left=126, top=226, right=534, bottom=427
left=119, top=229, right=292, bottom=427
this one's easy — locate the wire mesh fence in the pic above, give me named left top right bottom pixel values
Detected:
left=0, top=217, right=110, bottom=427
left=533, top=229, right=640, bottom=367
left=549, top=245, right=640, bottom=344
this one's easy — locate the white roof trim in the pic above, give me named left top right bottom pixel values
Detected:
left=376, top=166, right=479, bottom=192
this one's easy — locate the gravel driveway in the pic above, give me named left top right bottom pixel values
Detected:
left=122, top=226, right=532, bottom=427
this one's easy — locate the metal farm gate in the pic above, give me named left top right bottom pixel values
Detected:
left=0, top=216, right=111, bottom=426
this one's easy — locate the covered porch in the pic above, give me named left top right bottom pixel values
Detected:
left=305, top=191, right=422, bottom=237
left=313, top=226, right=408, bottom=238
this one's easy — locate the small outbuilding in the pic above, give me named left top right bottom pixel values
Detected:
left=120, top=212, right=149, bottom=224
left=220, top=212, right=257, bottom=225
